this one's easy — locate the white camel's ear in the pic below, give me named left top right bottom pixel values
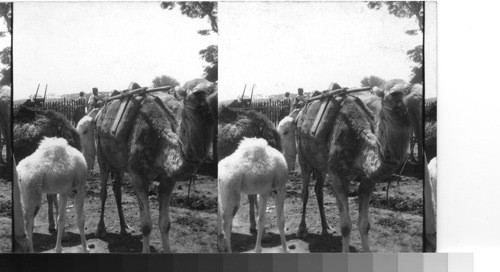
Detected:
left=372, top=87, right=385, bottom=98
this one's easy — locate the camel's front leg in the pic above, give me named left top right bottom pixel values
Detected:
left=314, top=170, right=332, bottom=235
left=248, top=194, right=257, bottom=232
left=158, top=177, right=176, bottom=253
left=47, top=194, right=57, bottom=232
left=113, top=170, right=134, bottom=235
left=55, top=194, right=68, bottom=253
left=358, top=180, right=375, bottom=252
left=95, top=165, right=110, bottom=238
left=331, top=174, right=351, bottom=252
left=254, top=194, right=268, bottom=253
left=131, top=173, right=152, bottom=253
left=297, top=163, right=311, bottom=238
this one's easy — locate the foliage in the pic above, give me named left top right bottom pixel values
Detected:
left=161, top=2, right=218, bottom=34
left=368, top=1, right=423, bottom=83
left=425, top=100, right=437, bottom=122
left=0, top=3, right=11, bottom=86
left=161, top=2, right=218, bottom=81
left=152, top=75, right=180, bottom=88
left=360, top=75, right=386, bottom=88
left=199, top=45, right=218, bottom=82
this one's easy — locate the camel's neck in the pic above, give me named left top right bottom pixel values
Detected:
left=167, top=107, right=214, bottom=179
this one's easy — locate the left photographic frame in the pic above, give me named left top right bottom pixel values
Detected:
left=10, top=1, right=217, bottom=253
left=0, top=2, right=12, bottom=253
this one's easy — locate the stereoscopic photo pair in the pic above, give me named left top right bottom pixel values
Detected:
left=0, top=1, right=436, bottom=254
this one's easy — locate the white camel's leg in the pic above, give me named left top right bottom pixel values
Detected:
left=332, top=175, right=351, bottom=252
left=218, top=180, right=240, bottom=253
left=74, top=186, right=89, bottom=253
left=249, top=194, right=270, bottom=241
left=254, top=194, right=268, bottom=253
left=55, top=194, right=68, bottom=253
left=314, top=170, right=332, bottom=235
left=23, top=190, right=41, bottom=253
left=131, top=173, right=152, bottom=253
left=276, top=180, right=288, bottom=253
left=95, top=164, right=110, bottom=238
left=297, top=163, right=311, bottom=238
left=358, top=180, right=375, bottom=252
left=113, top=170, right=133, bottom=235
left=158, top=178, right=176, bottom=253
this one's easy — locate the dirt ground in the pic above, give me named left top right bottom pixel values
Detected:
left=0, top=178, right=12, bottom=253
left=28, top=164, right=217, bottom=253
left=229, top=166, right=423, bottom=253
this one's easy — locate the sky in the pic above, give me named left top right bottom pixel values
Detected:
left=219, top=2, right=425, bottom=101
left=13, top=2, right=217, bottom=100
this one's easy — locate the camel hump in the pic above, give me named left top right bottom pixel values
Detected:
left=238, top=137, right=269, bottom=152
left=38, top=137, right=70, bottom=152
left=129, top=82, right=141, bottom=91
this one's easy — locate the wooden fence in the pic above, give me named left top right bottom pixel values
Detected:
left=14, top=100, right=87, bottom=127
left=232, top=99, right=291, bottom=126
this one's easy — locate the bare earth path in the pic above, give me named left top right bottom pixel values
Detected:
left=230, top=169, right=423, bottom=253
left=29, top=164, right=217, bottom=253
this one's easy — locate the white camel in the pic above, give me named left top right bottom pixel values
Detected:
left=217, top=137, right=289, bottom=253
left=13, top=158, right=32, bottom=252
left=17, top=137, right=89, bottom=253
left=76, top=108, right=100, bottom=172
left=425, top=155, right=437, bottom=252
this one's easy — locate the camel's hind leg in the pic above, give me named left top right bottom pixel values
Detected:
left=113, top=170, right=133, bottom=235
left=331, top=174, right=351, bottom=252
left=74, top=186, right=89, bottom=253
left=158, top=177, right=176, bottom=253
left=55, top=194, right=68, bottom=253
left=95, top=164, right=110, bottom=238
left=297, top=163, right=311, bottom=238
left=23, top=191, right=41, bottom=253
left=249, top=194, right=270, bottom=242
left=275, top=180, right=288, bottom=253
left=358, top=180, right=375, bottom=252
left=218, top=180, right=240, bottom=253
left=254, top=194, right=268, bottom=253
left=314, top=170, right=332, bottom=235
left=130, top=173, right=152, bottom=253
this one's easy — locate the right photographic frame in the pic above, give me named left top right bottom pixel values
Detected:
left=217, top=1, right=436, bottom=253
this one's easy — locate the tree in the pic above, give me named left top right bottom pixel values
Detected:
left=0, top=3, right=11, bottom=86
left=161, top=2, right=218, bottom=81
left=361, top=75, right=386, bottom=88
left=368, top=2, right=423, bottom=83
left=199, top=45, right=218, bottom=82
left=161, top=2, right=218, bottom=34
left=152, top=75, right=180, bottom=88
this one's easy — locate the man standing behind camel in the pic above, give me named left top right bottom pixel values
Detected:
left=88, top=87, right=102, bottom=112
left=293, top=88, right=307, bottom=110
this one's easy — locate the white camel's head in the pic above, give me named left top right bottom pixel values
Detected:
left=76, top=109, right=98, bottom=172
left=277, top=116, right=297, bottom=171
